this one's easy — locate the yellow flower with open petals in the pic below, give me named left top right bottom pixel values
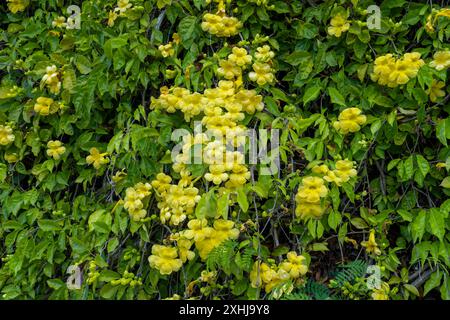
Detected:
left=361, top=230, right=381, bottom=255
left=427, top=80, right=446, bottom=102
left=7, top=0, right=29, bottom=13
left=148, top=245, right=183, bottom=275
left=86, top=147, right=109, bottom=169
left=0, top=125, right=15, bottom=146
left=429, top=51, right=450, bottom=71
left=328, top=14, right=350, bottom=37
left=46, top=140, right=66, bottom=160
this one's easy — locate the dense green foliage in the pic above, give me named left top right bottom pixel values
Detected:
left=0, top=0, right=449, bottom=300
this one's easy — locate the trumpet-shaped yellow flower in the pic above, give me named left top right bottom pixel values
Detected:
left=255, top=45, right=275, bottom=62
left=7, top=0, right=29, bottom=13
left=228, top=47, right=252, bottom=67
left=34, top=97, right=55, bottom=116
left=217, top=59, right=242, bottom=80
left=328, top=14, right=350, bottom=37
left=371, top=53, right=423, bottom=87
left=148, top=245, right=183, bottom=275
left=42, top=65, right=61, bottom=94
left=429, top=51, right=450, bottom=71
left=46, top=140, right=66, bottom=160
left=52, top=16, right=67, bottom=28
left=296, top=176, right=328, bottom=203
left=248, top=62, right=275, bottom=86
left=361, top=230, right=381, bottom=255
left=86, top=147, right=109, bottom=169
left=0, top=125, right=15, bottom=146
left=333, top=107, right=367, bottom=134
left=427, top=79, right=446, bottom=102
left=279, top=252, right=308, bottom=279
left=158, top=43, right=175, bottom=58
left=201, top=13, right=242, bottom=37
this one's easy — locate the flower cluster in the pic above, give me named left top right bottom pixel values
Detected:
left=110, top=270, right=143, bottom=287
left=201, top=13, right=242, bottom=37
left=425, top=8, right=450, bottom=33
left=46, top=140, right=66, bottom=160
left=86, top=147, right=110, bottom=169
left=151, top=173, right=201, bottom=226
left=370, top=53, right=424, bottom=87
left=250, top=252, right=308, bottom=293
left=318, top=159, right=358, bottom=187
left=0, top=125, right=15, bottom=146
left=34, top=97, right=62, bottom=116
left=107, top=0, right=133, bottom=26
left=181, top=218, right=239, bottom=260
left=41, top=65, right=61, bottom=94
left=124, top=182, right=152, bottom=221
left=328, top=13, right=350, bottom=37
left=249, top=45, right=276, bottom=86
left=158, top=33, right=180, bottom=58
left=295, top=177, right=328, bottom=220
left=151, top=80, right=264, bottom=190
left=148, top=245, right=183, bottom=275
left=333, top=107, right=367, bottom=135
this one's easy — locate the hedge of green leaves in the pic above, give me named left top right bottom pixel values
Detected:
left=0, top=0, right=449, bottom=300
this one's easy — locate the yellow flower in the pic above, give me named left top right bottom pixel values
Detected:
left=295, top=200, right=324, bottom=220
left=228, top=47, right=252, bottom=67
left=250, top=261, right=277, bottom=288
left=176, top=238, right=195, bottom=263
left=279, top=252, right=308, bottom=279
left=389, top=59, right=419, bottom=85
left=107, top=10, right=119, bottom=27
left=148, top=245, right=183, bottom=275
left=86, top=147, right=109, bottom=169
left=255, top=45, right=275, bottom=62
left=115, top=0, right=132, bottom=13
left=213, top=219, right=239, bottom=243
left=52, top=17, right=67, bottom=28
left=361, top=230, right=381, bottom=255
left=333, top=107, right=366, bottom=134
left=429, top=51, right=450, bottom=71
left=323, top=170, right=343, bottom=186
left=312, top=164, right=329, bottom=175
left=42, top=65, right=61, bottom=94
left=151, top=173, right=172, bottom=194
left=427, top=80, right=446, bottom=102
left=112, top=170, right=127, bottom=183
left=172, top=33, right=181, bottom=45
left=248, top=62, right=275, bottom=86
left=158, top=43, right=175, bottom=58
left=371, top=282, right=390, bottom=300
left=217, top=59, right=241, bottom=79
left=334, top=159, right=357, bottom=183
left=7, top=0, right=29, bottom=13
left=201, top=13, right=242, bottom=37
left=328, top=14, right=350, bottom=37
left=296, top=176, right=328, bottom=203
left=46, top=140, right=66, bottom=160
left=0, top=125, right=15, bottom=146
left=34, top=97, right=55, bottom=116
left=370, top=53, right=423, bottom=87
left=205, top=164, right=229, bottom=185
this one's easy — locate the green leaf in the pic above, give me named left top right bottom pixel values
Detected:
left=217, top=191, right=229, bottom=219
left=327, top=87, right=346, bottom=106
left=411, top=210, right=427, bottom=243
left=74, top=55, right=92, bottom=74
left=428, top=208, right=445, bottom=241
left=404, top=284, right=420, bottom=297
left=440, top=177, right=450, bottom=188
left=436, top=118, right=449, bottom=146
left=38, top=219, right=62, bottom=232
left=178, top=16, right=197, bottom=43
left=424, top=270, right=442, bottom=296
left=236, top=187, right=249, bottom=213
left=302, top=85, right=321, bottom=105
